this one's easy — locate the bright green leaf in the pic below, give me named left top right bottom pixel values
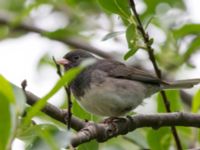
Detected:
left=0, top=0, right=25, bottom=12
left=98, top=0, right=120, bottom=14
left=37, top=53, right=55, bottom=70
left=0, top=75, right=16, bottom=150
left=18, top=124, right=71, bottom=150
left=192, top=89, right=200, bottom=113
left=113, top=0, right=131, bottom=17
left=124, top=23, right=138, bottom=60
left=147, top=128, right=171, bottom=150
left=183, top=36, right=200, bottom=61
left=78, top=140, right=99, bottom=150
left=142, top=0, right=185, bottom=19
left=0, top=75, right=15, bottom=103
left=11, top=83, right=26, bottom=115
left=124, top=130, right=148, bottom=149
left=43, top=28, right=80, bottom=40
left=0, top=25, right=9, bottom=39
left=126, top=23, right=137, bottom=48
left=102, top=31, right=124, bottom=41
left=173, top=24, right=200, bottom=39
left=0, top=93, right=12, bottom=150
left=33, top=125, right=60, bottom=150
left=124, top=48, right=138, bottom=60
left=98, top=0, right=131, bottom=19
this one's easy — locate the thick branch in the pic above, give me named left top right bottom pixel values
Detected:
left=71, top=113, right=200, bottom=147
left=0, top=15, right=112, bottom=59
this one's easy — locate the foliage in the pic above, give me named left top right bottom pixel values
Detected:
left=0, top=0, right=200, bottom=149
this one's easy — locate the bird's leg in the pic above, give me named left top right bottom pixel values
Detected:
left=102, top=116, right=127, bottom=124
left=102, top=117, right=118, bottom=124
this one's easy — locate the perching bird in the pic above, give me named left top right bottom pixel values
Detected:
left=57, top=50, right=200, bottom=117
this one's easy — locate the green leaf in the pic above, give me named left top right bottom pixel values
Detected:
left=192, top=89, right=200, bottom=113
left=43, top=28, right=80, bottom=40
left=98, top=0, right=131, bottom=19
left=36, top=53, right=55, bottom=70
left=0, top=0, right=25, bottom=12
left=78, top=140, right=99, bottom=150
left=18, top=124, right=71, bottom=150
left=147, top=128, right=171, bottom=150
left=176, top=127, right=191, bottom=149
left=124, top=48, right=138, bottom=60
left=142, top=0, right=185, bottom=18
left=183, top=36, right=200, bottom=61
left=102, top=31, right=124, bottom=41
left=0, top=75, right=15, bottom=103
left=23, top=66, right=83, bottom=126
left=11, top=83, right=26, bottom=115
left=173, top=24, right=200, bottom=39
left=157, top=90, right=182, bottom=112
left=126, top=23, right=137, bottom=48
left=98, top=0, right=119, bottom=14
left=0, top=25, right=9, bottom=39
left=0, top=75, right=16, bottom=150
left=124, top=23, right=138, bottom=60
left=125, top=130, right=148, bottom=149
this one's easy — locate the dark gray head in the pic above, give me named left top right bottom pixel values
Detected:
left=57, top=50, right=95, bottom=70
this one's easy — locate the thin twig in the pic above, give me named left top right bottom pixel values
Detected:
left=129, top=0, right=183, bottom=149
left=52, top=56, right=72, bottom=130
left=21, top=79, right=27, bottom=91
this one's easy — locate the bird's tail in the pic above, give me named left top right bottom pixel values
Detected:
left=162, top=78, right=200, bottom=89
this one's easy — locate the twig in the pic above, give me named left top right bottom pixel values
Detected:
left=0, top=15, right=112, bottom=59
left=21, top=79, right=27, bottom=91
left=129, top=0, right=183, bottom=149
left=52, top=56, right=72, bottom=130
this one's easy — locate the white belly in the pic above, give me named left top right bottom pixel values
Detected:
left=77, top=77, right=158, bottom=116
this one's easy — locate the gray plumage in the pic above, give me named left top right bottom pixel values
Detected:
left=59, top=50, right=200, bottom=116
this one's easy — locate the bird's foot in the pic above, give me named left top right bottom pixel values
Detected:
left=102, top=117, right=118, bottom=124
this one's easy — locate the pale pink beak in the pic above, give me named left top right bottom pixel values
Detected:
left=56, top=58, right=70, bottom=65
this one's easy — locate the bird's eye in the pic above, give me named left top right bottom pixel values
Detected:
left=74, top=55, right=80, bottom=60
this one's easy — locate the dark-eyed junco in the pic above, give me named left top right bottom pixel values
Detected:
left=57, top=50, right=200, bottom=117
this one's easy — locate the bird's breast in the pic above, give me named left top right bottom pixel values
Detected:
left=74, top=77, right=159, bottom=116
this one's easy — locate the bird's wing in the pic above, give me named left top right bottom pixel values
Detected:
left=93, top=60, right=162, bottom=85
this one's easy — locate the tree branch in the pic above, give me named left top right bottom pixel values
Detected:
left=129, top=0, right=183, bottom=149
left=71, top=113, right=200, bottom=147
left=14, top=84, right=200, bottom=148
left=0, top=15, right=112, bottom=59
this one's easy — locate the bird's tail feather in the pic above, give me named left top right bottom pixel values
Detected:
left=162, top=79, right=200, bottom=89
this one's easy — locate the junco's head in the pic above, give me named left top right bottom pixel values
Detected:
left=57, top=50, right=94, bottom=71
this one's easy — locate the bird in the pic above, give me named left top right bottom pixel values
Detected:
left=57, top=50, right=200, bottom=117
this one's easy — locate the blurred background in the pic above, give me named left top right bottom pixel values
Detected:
left=0, top=0, right=200, bottom=149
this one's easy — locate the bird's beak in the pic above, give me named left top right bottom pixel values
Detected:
left=56, top=58, right=70, bottom=65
